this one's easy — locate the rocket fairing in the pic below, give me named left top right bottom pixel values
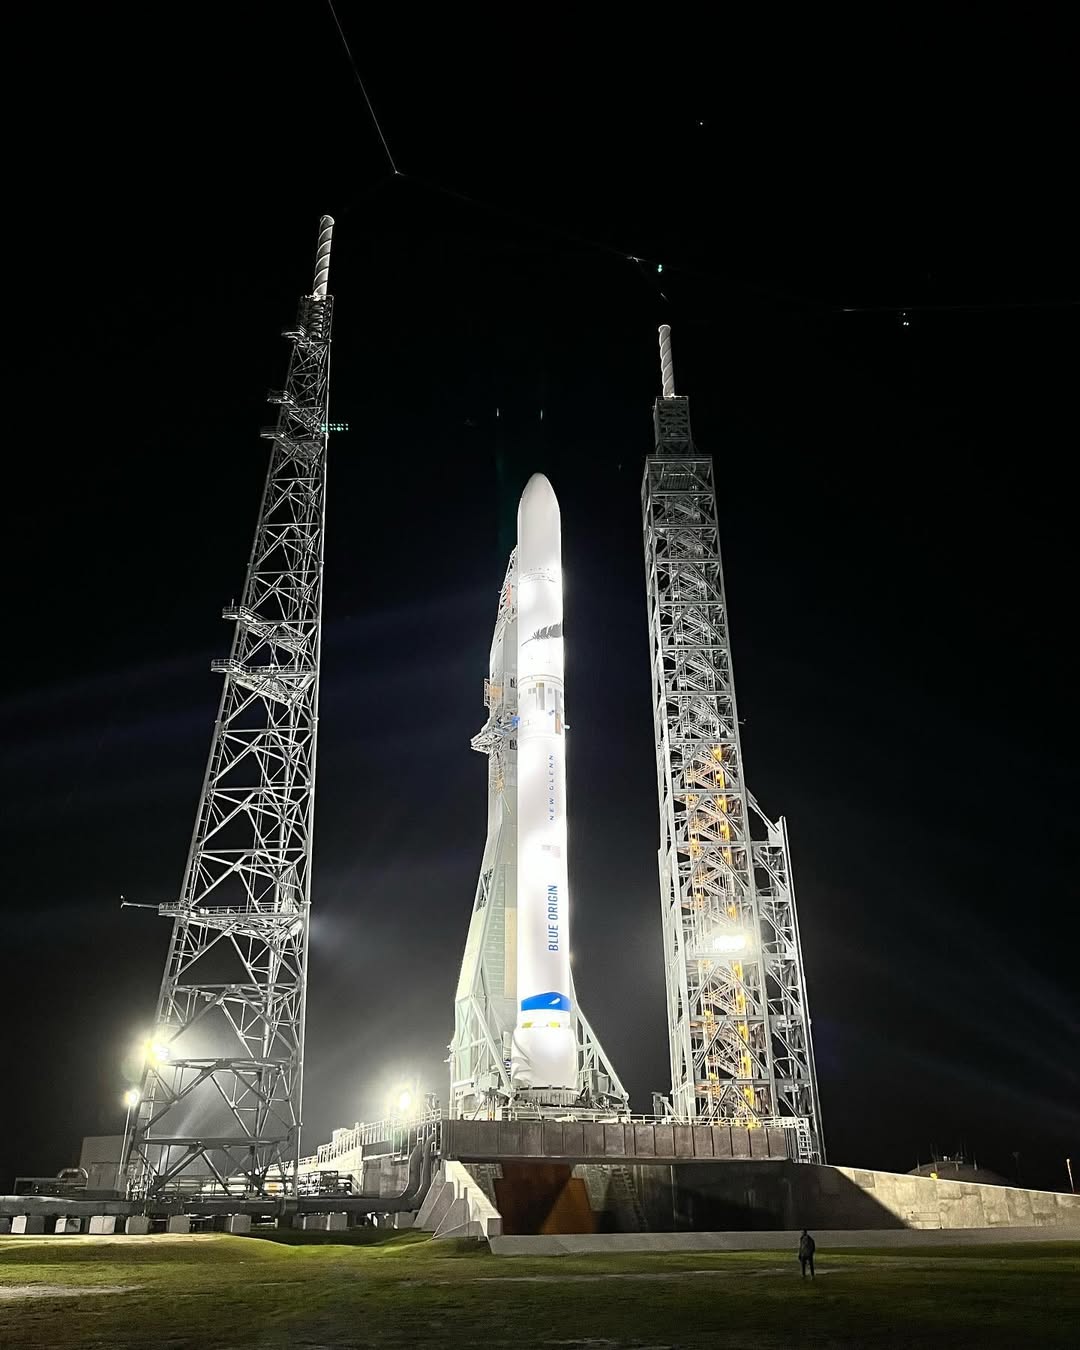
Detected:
left=510, top=473, right=578, bottom=1093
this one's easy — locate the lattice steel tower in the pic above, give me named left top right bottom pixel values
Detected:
left=642, top=325, right=823, bottom=1158
left=127, top=217, right=335, bottom=1198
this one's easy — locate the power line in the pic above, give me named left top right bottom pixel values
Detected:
left=319, top=19, right=1072, bottom=322
left=838, top=299, right=1078, bottom=314
left=324, top=0, right=400, bottom=176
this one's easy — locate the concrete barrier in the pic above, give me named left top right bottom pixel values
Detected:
left=415, top=1161, right=502, bottom=1240
left=54, top=1216, right=82, bottom=1234
left=825, top=1166, right=1080, bottom=1231
left=222, top=1214, right=251, bottom=1234
left=631, top=1159, right=1080, bottom=1234
left=12, top=1216, right=45, bottom=1234
left=292, top=1213, right=347, bottom=1231
left=89, top=1216, right=117, bottom=1234
left=166, top=1215, right=191, bottom=1234
left=125, top=1216, right=152, bottom=1235
left=491, top=1225, right=1080, bottom=1256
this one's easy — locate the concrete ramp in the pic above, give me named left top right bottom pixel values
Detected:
left=414, top=1161, right=502, bottom=1240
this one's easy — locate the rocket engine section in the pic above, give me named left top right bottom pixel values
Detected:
left=510, top=473, right=578, bottom=1097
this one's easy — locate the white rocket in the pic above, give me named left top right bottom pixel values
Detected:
left=510, top=473, right=578, bottom=1093
left=449, top=469, right=626, bottom=1115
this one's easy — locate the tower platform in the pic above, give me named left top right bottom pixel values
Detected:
left=442, top=1117, right=791, bottom=1166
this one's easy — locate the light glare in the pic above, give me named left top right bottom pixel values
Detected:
left=144, top=1038, right=172, bottom=1065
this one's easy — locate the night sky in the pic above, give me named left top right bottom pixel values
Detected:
left=3, top=11, right=1077, bottom=1193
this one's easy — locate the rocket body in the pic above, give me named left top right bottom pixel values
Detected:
left=510, top=473, right=577, bottom=1093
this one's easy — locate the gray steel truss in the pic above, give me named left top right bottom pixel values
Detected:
left=450, top=550, right=628, bottom=1118
left=642, top=326, right=823, bottom=1158
left=127, top=217, right=335, bottom=1199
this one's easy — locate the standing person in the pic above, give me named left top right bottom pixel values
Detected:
left=799, top=1228, right=816, bottom=1279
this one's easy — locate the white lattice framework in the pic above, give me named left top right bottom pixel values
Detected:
left=642, top=327, right=823, bottom=1157
left=450, top=550, right=627, bottom=1118
left=126, top=217, right=335, bottom=1198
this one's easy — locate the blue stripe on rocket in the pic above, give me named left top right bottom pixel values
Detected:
left=520, top=991, right=571, bottom=1012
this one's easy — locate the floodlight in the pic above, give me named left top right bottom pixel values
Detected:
left=145, top=1038, right=172, bottom=1065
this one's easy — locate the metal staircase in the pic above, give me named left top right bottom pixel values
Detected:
left=607, top=1165, right=648, bottom=1231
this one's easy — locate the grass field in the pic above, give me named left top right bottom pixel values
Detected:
left=1, top=1230, right=1077, bottom=1348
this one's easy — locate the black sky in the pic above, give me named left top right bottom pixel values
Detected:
left=2, top=9, right=1077, bottom=1193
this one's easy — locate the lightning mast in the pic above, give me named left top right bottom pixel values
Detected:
left=642, top=326, right=823, bottom=1159
left=127, top=217, right=335, bottom=1199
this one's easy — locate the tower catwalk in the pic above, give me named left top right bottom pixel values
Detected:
left=642, top=326, right=823, bottom=1159
left=126, top=217, right=335, bottom=1198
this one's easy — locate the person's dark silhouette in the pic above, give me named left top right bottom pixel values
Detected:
left=798, top=1228, right=816, bottom=1279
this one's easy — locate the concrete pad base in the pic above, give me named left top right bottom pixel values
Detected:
left=54, top=1216, right=82, bottom=1234
left=89, top=1216, right=117, bottom=1234
left=222, top=1214, right=252, bottom=1234
left=491, top=1225, right=1080, bottom=1256
left=12, top=1216, right=45, bottom=1234
left=166, top=1216, right=191, bottom=1234
left=125, top=1216, right=152, bottom=1235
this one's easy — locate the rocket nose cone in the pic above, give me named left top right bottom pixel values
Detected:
left=517, top=473, right=561, bottom=566
left=517, top=473, right=561, bottom=548
left=520, top=472, right=557, bottom=512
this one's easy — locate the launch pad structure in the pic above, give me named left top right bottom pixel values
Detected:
left=7, top=215, right=1078, bottom=1244
left=6, top=223, right=1080, bottom=1246
left=94, top=214, right=821, bottom=1220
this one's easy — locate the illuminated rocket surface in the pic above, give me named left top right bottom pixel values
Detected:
left=509, top=473, right=577, bottom=1092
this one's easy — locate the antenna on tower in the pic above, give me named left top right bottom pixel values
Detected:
left=658, top=323, right=676, bottom=399
left=312, top=215, right=335, bottom=299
